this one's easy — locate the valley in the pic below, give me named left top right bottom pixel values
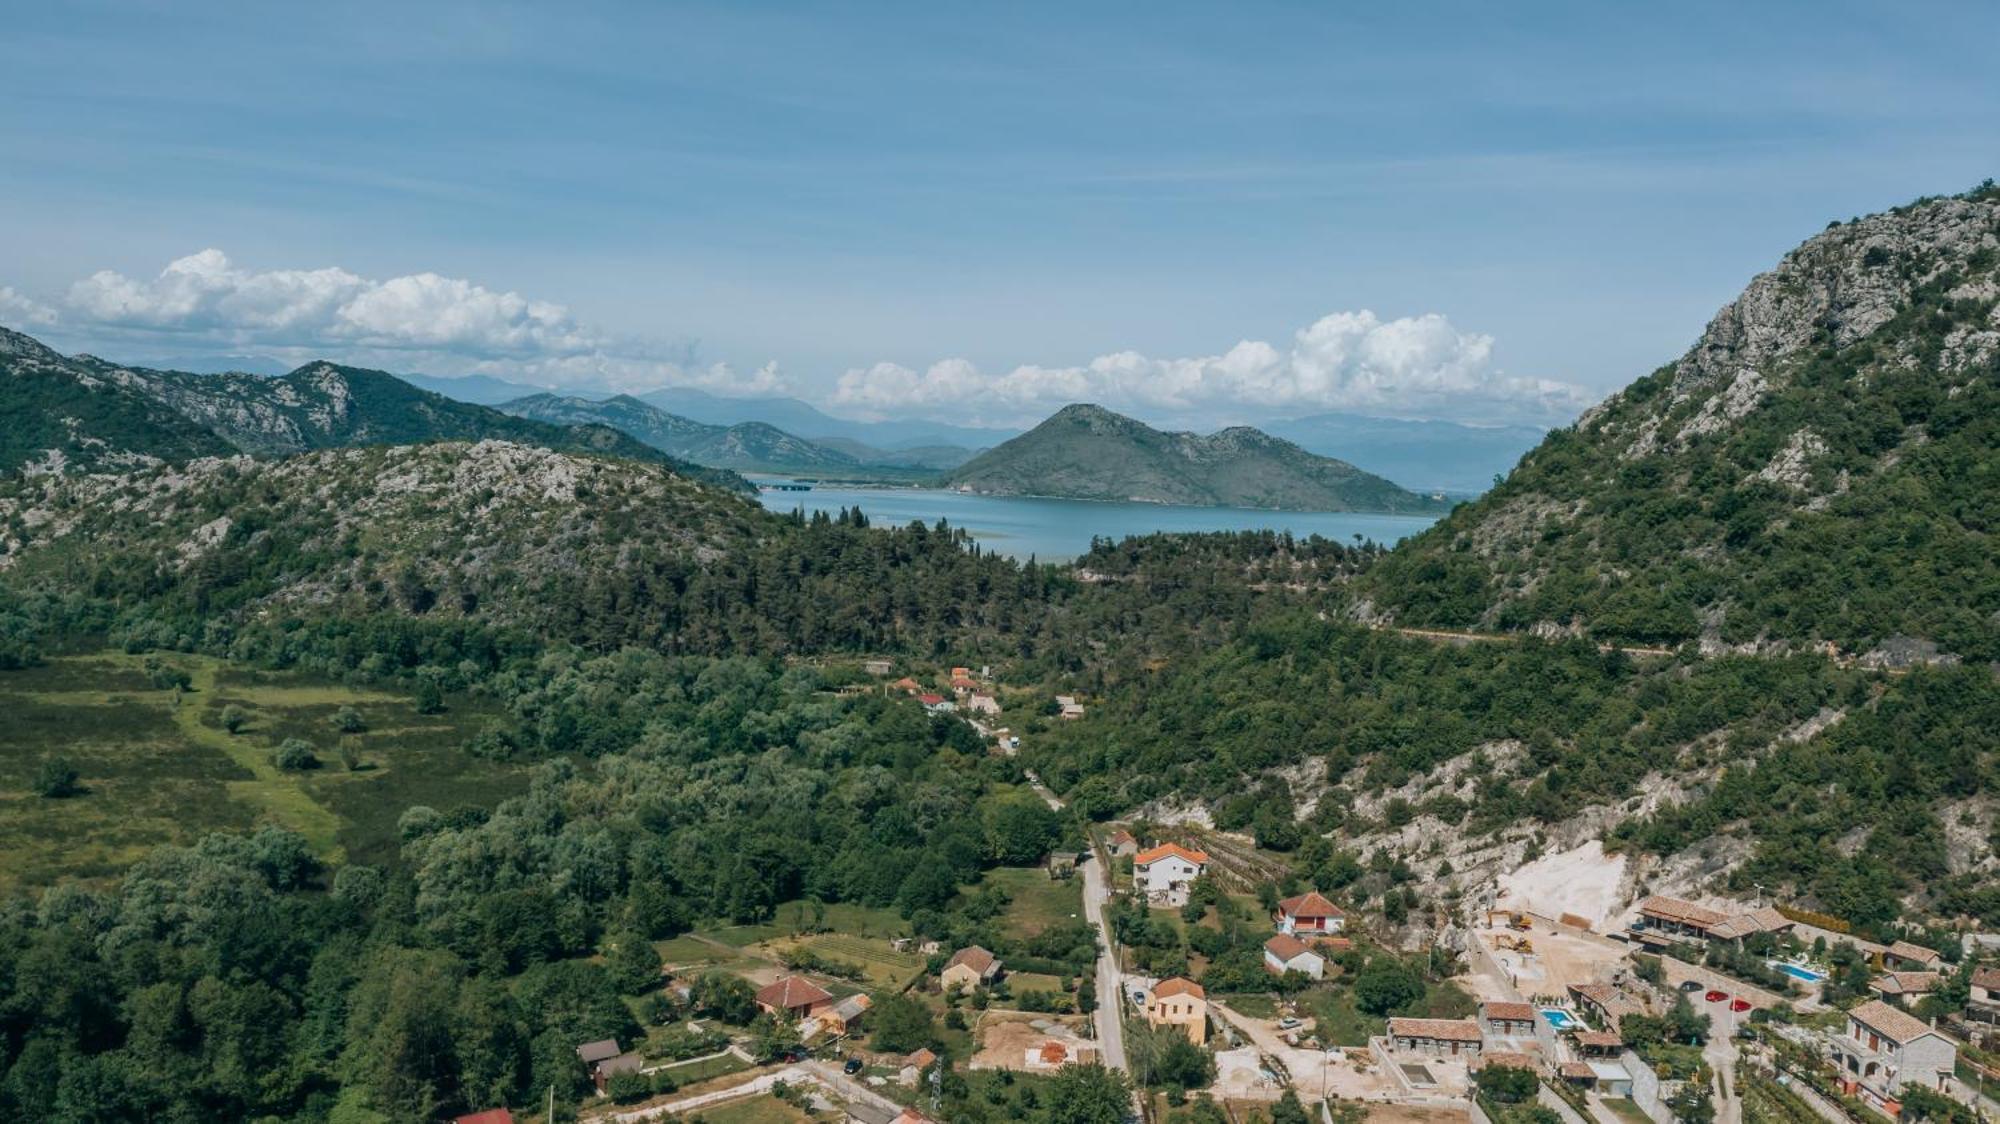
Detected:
left=0, top=167, right=1994, bottom=1124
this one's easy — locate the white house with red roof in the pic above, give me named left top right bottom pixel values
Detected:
left=1274, top=891, right=1346, bottom=935
left=1133, top=843, right=1208, bottom=903
left=1263, top=934, right=1325, bottom=979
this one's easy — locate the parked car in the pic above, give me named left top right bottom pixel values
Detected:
left=1277, top=1017, right=1302, bottom=1030
left=1679, top=980, right=1703, bottom=992
left=1730, top=998, right=1752, bottom=1012
left=1704, top=990, right=1728, bottom=1003
left=843, top=1058, right=864, bottom=1075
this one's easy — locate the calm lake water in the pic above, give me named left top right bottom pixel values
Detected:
left=752, top=481, right=1441, bottom=561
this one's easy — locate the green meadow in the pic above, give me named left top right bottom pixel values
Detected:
left=0, top=651, right=534, bottom=891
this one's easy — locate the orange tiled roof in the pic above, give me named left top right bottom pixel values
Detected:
left=1154, top=976, right=1205, bottom=999
left=1482, top=1001, right=1538, bottom=1023
left=1276, top=891, right=1346, bottom=919
left=1638, top=895, right=1728, bottom=928
left=1135, top=842, right=1209, bottom=866
left=755, top=975, right=833, bottom=1009
left=1388, top=1017, right=1483, bottom=1042
left=1265, top=935, right=1316, bottom=962
left=1849, top=999, right=1938, bottom=1043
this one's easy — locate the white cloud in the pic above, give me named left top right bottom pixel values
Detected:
left=65, top=248, right=601, bottom=358
left=831, top=310, right=1594, bottom=426
left=29, top=249, right=784, bottom=395
left=0, top=286, right=58, bottom=328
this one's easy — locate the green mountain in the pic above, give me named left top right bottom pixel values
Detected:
left=943, top=403, right=1450, bottom=513
left=1365, top=185, right=2000, bottom=662
left=498, top=392, right=868, bottom=473
left=0, top=329, right=748, bottom=491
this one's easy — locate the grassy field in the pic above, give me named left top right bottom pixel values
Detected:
left=654, top=1051, right=751, bottom=1086
left=980, top=866, right=1084, bottom=938
left=769, top=932, right=927, bottom=989
left=1302, top=978, right=1478, bottom=1047
left=0, top=651, right=532, bottom=890
left=692, top=1094, right=820, bottom=1123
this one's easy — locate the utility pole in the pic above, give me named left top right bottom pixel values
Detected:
left=546, top=1084, right=554, bottom=1124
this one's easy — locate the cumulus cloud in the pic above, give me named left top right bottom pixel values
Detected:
left=832, top=310, right=1594, bottom=426
left=65, top=248, right=601, bottom=358
left=25, top=249, right=783, bottom=395
left=0, top=286, right=58, bottom=328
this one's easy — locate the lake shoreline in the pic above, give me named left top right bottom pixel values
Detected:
left=751, top=479, right=1440, bottom=561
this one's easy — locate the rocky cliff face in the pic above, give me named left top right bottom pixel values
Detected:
left=1366, top=186, right=2000, bottom=661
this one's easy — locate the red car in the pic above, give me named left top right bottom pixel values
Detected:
left=1730, top=999, right=1752, bottom=1012
left=1704, top=989, right=1728, bottom=1003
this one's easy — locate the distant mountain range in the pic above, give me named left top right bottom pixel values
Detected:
left=944, top=403, right=1451, bottom=513
left=0, top=329, right=748, bottom=492
left=497, top=393, right=910, bottom=475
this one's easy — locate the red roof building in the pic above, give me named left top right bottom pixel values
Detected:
left=755, top=975, right=835, bottom=1017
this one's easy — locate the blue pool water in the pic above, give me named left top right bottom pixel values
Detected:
left=1540, top=1008, right=1584, bottom=1031
left=1772, top=962, right=1827, bottom=983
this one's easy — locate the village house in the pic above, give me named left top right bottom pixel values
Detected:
left=1472, top=1052, right=1540, bottom=1077
left=1145, top=977, right=1209, bottom=1044
left=1045, top=850, right=1079, bottom=879
left=950, top=675, right=979, bottom=696
left=590, top=1051, right=643, bottom=1094
left=1133, top=842, right=1208, bottom=903
left=1054, top=694, right=1085, bottom=720
left=890, top=677, right=922, bottom=695
left=1106, top=829, right=1138, bottom=857
left=813, top=993, right=872, bottom=1038
left=1386, top=1017, right=1485, bottom=1056
left=1829, top=999, right=1957, bottom=1108
left=892, top=1110, right=936, bottom=1124
left=1871, top=972, right=1942, bottom=1007
left=864, top=659, right=893, bottom=676
left=941, top=946, right=1003, bottom=991
left=1479, top=1001, right=1540, bottom=1041
left=456, top=1111, right=515, bottom=1124
left=966, top=692, right=1001, bottom=716
left=918, top=693, right=955, bottom=715
left=1885, top=940, right=1943, bottom=971
left=575, top=1038, right=622, bottom=1068
left=1263, top=934, right=1325, bottom=979
left=755, top=975, right=835, bottom=1019
left=1573, top=1030, right=1625, bottom=1058
left=1633, top=895, right=1730, bottom=943
left=1568, top=983, right=1644, bottom=1033
left=899, top=1047, right=938, bottom=1086
left=1703, top=906, right=1796, bottom=945
left=1971, top=967, right=2000, bottom=1014
left=1274, top=891, right=1346, bottom=935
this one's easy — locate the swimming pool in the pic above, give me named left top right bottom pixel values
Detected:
left=1770, top=961, right=1827, bottom=983
left=1540, top=1008, right=1585, bottom=1031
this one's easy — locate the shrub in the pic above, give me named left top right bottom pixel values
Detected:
left=33, top=756, right=82, bottom=798
left=220, top=704, right=249, bottom=733
left=331, top=705, right=366, bottom=733
left=274, top=739, right=320, bottom=771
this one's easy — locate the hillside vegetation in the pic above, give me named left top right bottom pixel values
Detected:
left=946, top=403, right=1449, bottom=513
left=0, top=329, right=745, bottom=491
left=1366, top=186, right=2000, bottom=661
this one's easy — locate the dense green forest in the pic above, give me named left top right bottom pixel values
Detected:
left=0, top=653, right=1098, bottom=1122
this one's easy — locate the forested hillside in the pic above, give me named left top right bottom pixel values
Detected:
left=0, top=330, right=745, bottom=491
left=1366, top=185, right=2000, bottom=661
left=947, top=404, right=1449, bottom=513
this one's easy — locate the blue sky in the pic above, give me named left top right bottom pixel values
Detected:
left=2, top=1, right=1996, bottom=428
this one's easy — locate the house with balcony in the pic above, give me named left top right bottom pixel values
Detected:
left=1828, top=999, right=1956, bottom=1111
